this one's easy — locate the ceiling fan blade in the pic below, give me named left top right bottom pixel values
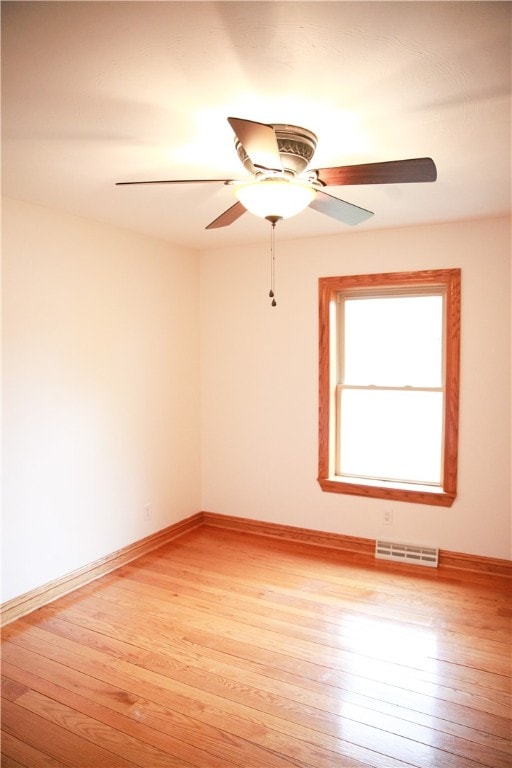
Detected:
left=314, top=157, right=437, bottom=186
left=228, top=117, right=282, bottom=172
left=205, top=201, right=247, bottom=230
left=116, top=178, right=233, bottom=186
left=309, top=190, right=374, bottom=226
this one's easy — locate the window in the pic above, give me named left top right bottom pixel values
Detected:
left=318, top=269, right=460, bottom=506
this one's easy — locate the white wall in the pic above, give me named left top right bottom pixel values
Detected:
left=200, top=217, right=511, bottom=560
left=2, top=197, right=201, bottom=602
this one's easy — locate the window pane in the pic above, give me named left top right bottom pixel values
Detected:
left=344, top=296, right=443, bottom=387
left=338, top=389, right=443, bottom=484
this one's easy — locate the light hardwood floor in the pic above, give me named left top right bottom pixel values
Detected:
left=2, top=525, right=511, bottom=767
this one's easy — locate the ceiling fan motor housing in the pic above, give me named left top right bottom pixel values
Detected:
left=235, top=124, right=318, bottom=176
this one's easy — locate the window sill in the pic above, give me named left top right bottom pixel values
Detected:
left=318, top=476, right=456, bottom=507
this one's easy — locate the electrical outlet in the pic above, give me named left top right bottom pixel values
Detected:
left=143, top=504, right=152, bottom=521
left=384, top=508, right=393, bottom=525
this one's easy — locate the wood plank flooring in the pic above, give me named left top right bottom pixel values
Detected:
left=2, top=525, right=511, bottom=767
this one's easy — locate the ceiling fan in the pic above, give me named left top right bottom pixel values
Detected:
left=116, top=116, right=437, bottom=229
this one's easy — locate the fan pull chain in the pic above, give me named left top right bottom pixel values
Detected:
left=266, top=216, right=281, bottom=307
left=269, top=221, right=277, bottom=306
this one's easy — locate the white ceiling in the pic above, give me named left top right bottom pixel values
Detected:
left=2, top=1, right=511, bottom=251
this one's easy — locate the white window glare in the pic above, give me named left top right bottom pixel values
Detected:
left=342, top=295, right=443, bottom=388
left=338, top=293, right=445, bottom=486
left=338, top=389, right=444, bottom=484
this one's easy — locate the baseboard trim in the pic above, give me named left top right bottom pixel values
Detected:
left=3, top=510, right=510, bottom=626
left=202, top=511, right=512, bottom=578
left=201, top=510, right=376, bottom=557
left=0, top=512, right=203, bottom=627
left=437, top=549, right=512, bottom=577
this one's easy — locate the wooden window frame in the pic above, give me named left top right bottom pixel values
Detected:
left=318, top=269, right=461, bottom=507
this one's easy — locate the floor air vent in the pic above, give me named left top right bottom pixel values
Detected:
left=375, top=540, right=439, bottom=568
